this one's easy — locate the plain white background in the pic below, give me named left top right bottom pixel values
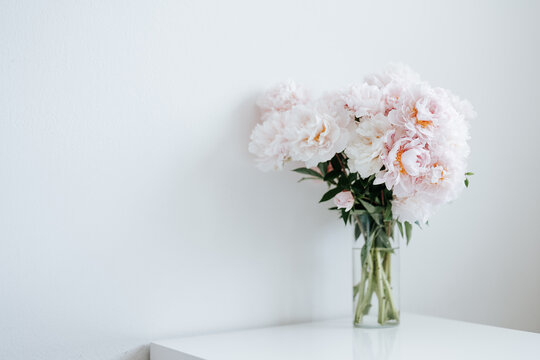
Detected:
left=1, top=1, right=539, bottom=359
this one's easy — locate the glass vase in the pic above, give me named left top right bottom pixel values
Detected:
left=352, top=230, right=400, bottom=328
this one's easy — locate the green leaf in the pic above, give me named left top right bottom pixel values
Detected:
left=369, top=212, right=382, bottom=226
left=342, top=209, right=351, bottom=225
left=337, top=173, right=349, bottom=187
left=328, top=206, right=338, bottom=210
left=370, top=227, right=381, bottom=247
left=356, top=213, right=371, bottom=240
left=359, top=199, right=382, bottom=226
left=354, top=223, right=361, bottom=240
left=293, top=167, right=322, bottom=178
left=464, top=178, right=469, bottom=188
left=360, top=236, right=373, bottom=267
left=317, top=162, right=328, bottom=176
left=397, top=221, right=404, bottom=238
left=465, top=172, right=474, bottom=176
left=324, top=171, right=341, bottom=182
left=319, top=187, right=344, bottom=203
left=353, top=283, right=360, bottom=299
left=359, top=199, right=376, bottom=213
left=297, top=177, right=319, bottom=183
left=376, top=231, right=391, bottom=249
left=404, top=221, right=413, bottom=245
left=330, top=155, right=342, bottom=172
left=384, top=207, right=393, bottom=221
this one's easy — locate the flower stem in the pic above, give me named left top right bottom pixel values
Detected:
left=354, top=263, right=367, bottom=322
left=354, top=247, right=374, bottom=325
left=380, top=253, right=399, bottom=322
left=354, top=247, right=399, bottom=326
left=375, top=249, right=386, bottom=324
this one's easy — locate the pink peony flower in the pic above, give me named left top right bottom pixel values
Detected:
left=387, top=85, right=463, bottom=141
left=357, top=64, right=475, bottom=222
left=375, top=136, right=431, bottom=197
left=334, top=191, right=355, bottom=212
left=249, top=64, right=474, bottom=223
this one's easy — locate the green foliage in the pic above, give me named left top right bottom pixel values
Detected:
left=353, top=282, right=361, bottom=299
left=319, top=187, right=344, bottom=203
left=358, top=199, right=376, bottom=213
left=342, top=208, right=351, bottom=225
left=404, top=221, right=412, bottom=245
left=323, top=170, right=341, bottom=182
left=317, top=162, right=328, bottom=176
left=374, top=229, right=388, bottom=248
left=293, top=153, right=412, bottom=251
left=354, top=223, right=361, bottom=240
left=297, top=177, right=318, bottom=183
left=360, top=230, right=373, bottom=266
left=464, top=171, right=474, bottom=188
left=396, top=221, right=404, bottom=237
left=293, top=167, right=322, bottom=178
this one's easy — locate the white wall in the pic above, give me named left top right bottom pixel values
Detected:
left=1, top=0, right=539, bottom=359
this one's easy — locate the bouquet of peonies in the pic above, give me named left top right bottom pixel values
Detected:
left=248, top=64, right=474, bottom=326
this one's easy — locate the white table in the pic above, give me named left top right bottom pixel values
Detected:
left=150, top=313, right=540, bottom=360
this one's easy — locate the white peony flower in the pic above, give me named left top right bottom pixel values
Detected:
left=319, top=90, right=356, bottom=123
left=285, top=100, right=351, bottom=167
left=249, top=84, right=352, bottom=171
left=345, top=114, right=391, bottom=178
left=365, top=63, right=423, bottom=115
left=391, top=194, right=434, bottom=224
left=256, top=80, right=310, bottom=115
left=341, top=83, right=385, bottom=118
left=365, top=63, right=422, bottom=90
left=248, top=112, right=289, bottom=172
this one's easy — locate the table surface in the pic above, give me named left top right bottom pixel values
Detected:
left=150, top=313, right=540, bottom=360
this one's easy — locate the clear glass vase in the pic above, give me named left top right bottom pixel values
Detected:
left=352, top=230, right=400, bottom=328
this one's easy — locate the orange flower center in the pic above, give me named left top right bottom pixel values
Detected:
left=412, top=107, right=432, bottom=128
left=396, top=147, right=408, bottom=175
left=313, top=124, right=326, bottom=142
left=431, top=163, right=446, bottom=183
